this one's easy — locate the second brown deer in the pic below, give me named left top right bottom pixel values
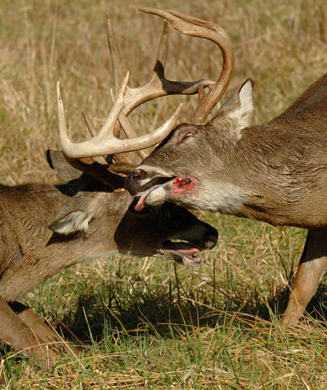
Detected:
left=124, top=9, right=327, bottom=327
left=0, top=152, right=217, bottom=367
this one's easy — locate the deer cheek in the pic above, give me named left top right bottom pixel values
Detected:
left=172, top=176, right=197, bottom=195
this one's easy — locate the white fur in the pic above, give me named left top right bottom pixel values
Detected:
left=192, top=181, right=249, bottom=213
left=145, top=186, right=168, bottom=206
left=145, top=180, right=248, bottom=214
left=52, top=211, right=93, bottom=235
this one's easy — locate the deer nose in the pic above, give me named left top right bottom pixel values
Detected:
left=205, top=228, right=218, bottom=249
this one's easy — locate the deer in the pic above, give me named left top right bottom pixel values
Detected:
left=124, top=9, right=327, bottom=327
left=0, top=10, right=219, bottom=367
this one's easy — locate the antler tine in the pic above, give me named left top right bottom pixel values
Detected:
left=141, top=8, right=234, bottom=124
left=57, top=74, right=183, bottom=159
left=117, top=11, right=214, bottom=116
left=107, top=15, right=152, bottom=160
left=106, top=16, right=126, bottom=96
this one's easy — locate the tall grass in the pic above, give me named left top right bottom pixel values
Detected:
left=1, top=0, right=327, bottom=388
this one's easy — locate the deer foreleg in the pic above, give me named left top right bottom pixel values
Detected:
left=281, top=229, right=327, bottom=326
left=0, top=295, right=58, bottom=368
left=11, top=301, right=78, bottom=355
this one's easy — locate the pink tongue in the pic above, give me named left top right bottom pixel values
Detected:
left=135, top=193, right=147, bottom=211
left=177, top=247, right=200, bottom=256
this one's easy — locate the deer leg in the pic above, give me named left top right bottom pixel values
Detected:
left=281, top=229, right=327, bottom=326
left=10, top=301, right=78, bottom=355
left=0, top=295, right=58, bottom=368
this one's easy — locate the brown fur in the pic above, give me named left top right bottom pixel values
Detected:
left=0, top=154, right=217, bottom=366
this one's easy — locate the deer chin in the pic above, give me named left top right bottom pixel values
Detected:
left=134, top=175, right=198, bottom=211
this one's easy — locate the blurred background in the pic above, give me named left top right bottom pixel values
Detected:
left=1, top=0, right=327, bottom=388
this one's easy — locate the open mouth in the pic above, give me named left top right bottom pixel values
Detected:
left=161, top=239, right=202, bottom=267
left=134, top=175, right=197, bottom=211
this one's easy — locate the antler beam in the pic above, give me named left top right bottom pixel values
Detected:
left=141, top=8, right=234, bottom=124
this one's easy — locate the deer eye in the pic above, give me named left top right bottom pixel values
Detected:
left=176, top=127, right=198, bottom=145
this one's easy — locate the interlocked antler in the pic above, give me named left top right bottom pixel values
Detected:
left=57, top=74, right=182, bottom=159
left=56, top=8, right=231, bottom=166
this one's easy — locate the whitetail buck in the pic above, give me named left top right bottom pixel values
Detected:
left=0, top=10, right=219, bottom=367
left=124, top=9, right=327, bottom=326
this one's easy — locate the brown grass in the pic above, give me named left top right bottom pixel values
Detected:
left=1, top=0, right=327, bottom=388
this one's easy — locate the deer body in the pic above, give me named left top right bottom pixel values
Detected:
left=0, top=183, right=123, bottom=302
left=125, top=72, right=327, bottom=326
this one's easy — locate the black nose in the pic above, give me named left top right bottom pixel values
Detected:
left=125, top=169, right=146, bottom=195
left=205, top=227, right=218, bottom=249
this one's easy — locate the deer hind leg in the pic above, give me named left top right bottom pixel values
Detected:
left=281, top=229, right=327, bottom=326
left=0, top=295, right=58, bottom=368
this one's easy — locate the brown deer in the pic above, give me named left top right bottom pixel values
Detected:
left=0, top=153, right=217, bottom=367
left=0, top=11, right=219, bottom=367
left=124, top=9, right=327, bottom=327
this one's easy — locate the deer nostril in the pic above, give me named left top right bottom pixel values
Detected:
left=205, top=231, right=218, bottom=249
left=131, top=169, right=146, bottom=181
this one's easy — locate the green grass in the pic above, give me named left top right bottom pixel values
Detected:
left=1, top=0, right=327, bottom=388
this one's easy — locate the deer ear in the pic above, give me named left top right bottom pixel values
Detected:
left=233, top=79, right=255, bottom=129
left=229, top=79, right=254, bottom=131
left=210, top=79, right=254, bottom=134
left=50, top=210, right=92, bottom=235
left=50, top=192, right=107, bottom=235
left=46, top=150, right=82, bottom=182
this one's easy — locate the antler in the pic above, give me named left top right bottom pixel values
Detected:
left=57, top=74, right=182, bottom=159
left=106, top=12, right=215, bottom=157
left=109, top=17, right=215, bottom=117
left=141, top=8, right=234, bottom=124
left=56, top=8, right=229, bottom=164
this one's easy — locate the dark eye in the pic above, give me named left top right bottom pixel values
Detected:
left=176, top=127, right=198, bottom=145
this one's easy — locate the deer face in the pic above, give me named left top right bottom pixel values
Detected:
left=114, top=198, right=218, bottom=266
left=125, top=124, right=220, bottom=211
left=124, top=81, right=255, bottom=214
left=49, top=189, right=218, bottom=267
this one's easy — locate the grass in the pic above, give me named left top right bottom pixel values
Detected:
left=1, top=0, right=327, bottom=388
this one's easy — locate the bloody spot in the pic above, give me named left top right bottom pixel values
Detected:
left=172, top=176, right=197, bottom=194
left=177, top=177, right=193, bottom=187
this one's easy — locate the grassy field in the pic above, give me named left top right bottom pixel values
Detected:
left=1, top=0, right=327, bottom=388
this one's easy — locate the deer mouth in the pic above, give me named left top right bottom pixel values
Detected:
left=161, top=240, right=202, bottom=266
left=134, top=175, right=197, bottom=211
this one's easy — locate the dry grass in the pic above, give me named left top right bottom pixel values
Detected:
left=1, top=0, right=327, bottom=388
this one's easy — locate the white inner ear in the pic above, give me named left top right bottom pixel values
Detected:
left=51, top=211, right=93, bottom=235
left=229, top=80, right=254, bottom=133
